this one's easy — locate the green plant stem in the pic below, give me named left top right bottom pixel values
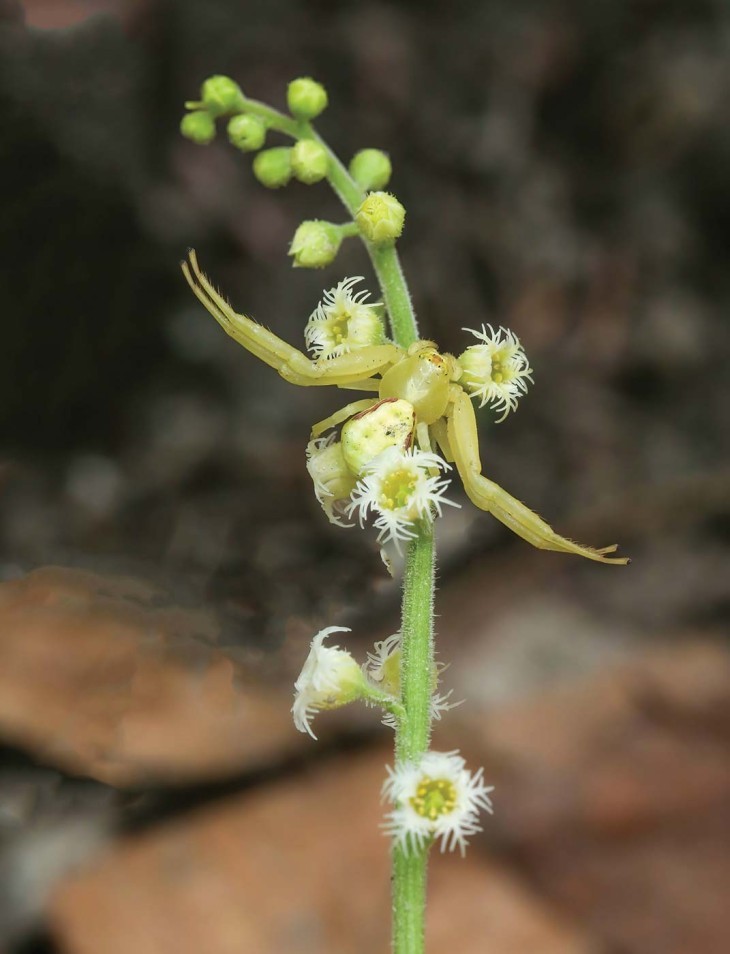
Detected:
left=392, top=522, right=435, bottom=954
left=245, top=96, right=433, bottom=954
left=312, top=116, right=433, bottom=954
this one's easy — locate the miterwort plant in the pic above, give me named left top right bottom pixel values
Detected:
left=180, top=73, right=628, bottom=954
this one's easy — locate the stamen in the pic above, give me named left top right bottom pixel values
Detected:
left=410, top=777, right=458, bottom=820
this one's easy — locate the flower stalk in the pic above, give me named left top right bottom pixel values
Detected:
left=244, top=96, right=435, bottom=954
left=290, top=107, right=434, bottom=950
left=180, top=76, right=624, bottom=954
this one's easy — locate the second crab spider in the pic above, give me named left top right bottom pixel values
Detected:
left=182, top=250, right=627, bottom=565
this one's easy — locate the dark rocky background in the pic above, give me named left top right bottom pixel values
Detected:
left=0, top=1, right=728, bottom=952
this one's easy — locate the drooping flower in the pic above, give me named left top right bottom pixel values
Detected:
left=346, top=446, right=459, bottom=549
left=305, top=434, right=356, bottom=527
left=292, top=626, right=368, bottom=739
left=305, top=277, right=385, bottom=359
left=459, top=324, right=533, bottom=422
left=382, top=750, right=493, bottom=855
left=365, top=634, right=461, bottom=728
left=364, top=632, right=401, bottom=697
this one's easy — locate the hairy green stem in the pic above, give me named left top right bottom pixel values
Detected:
left=246, top=96, right=434, bottom=954
left=313, top=115, right=433, bottom=954
left=392, top=523, right=435, bottom=954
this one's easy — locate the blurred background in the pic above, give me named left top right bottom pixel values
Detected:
left=0, top=0, right=728, bottom=952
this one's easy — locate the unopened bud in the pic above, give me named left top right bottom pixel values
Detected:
left=291, top=139, right=329, bottom=184
left=227, top=114, right=266, bottom=152
left=180, top=110, right=216, bottom=145
left=253, top=147, right=293, bottom=188
left=200, top=75, right=246, bottom=116
left=355, top=192, right=406, bottom=244
left=349, top=149, right=392, bottom=191
left=289, top=220, right=342, bottom=269
left=287, top=77, right=328, bottom=120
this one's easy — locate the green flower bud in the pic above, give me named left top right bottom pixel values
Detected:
left=289, top=220, right=342, bottom=269
left=349, top=149, right=392, bottom=191
left=355, top=191, right=406, bottom=244
left=180, top=110, right=216, bottom=145
left=227, top=114, right=266, bottom=152
left=287, top=77, right=328, bottom=120
left=252, top=147, right=293, bottom=188
left=291, top=139, right=329, bottom=184
left=200, top=75, right=246, bottom=116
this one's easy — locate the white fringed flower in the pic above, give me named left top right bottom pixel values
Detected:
left=305, top=435, right=356, bottom=527
left=459, top=324, right=533, bottom=421
left=431, top=688, right=462, bottom=722
left=292, top=626, right=367, bottom=739
left=305, top=277, right=385, bottom=359
left=346, top=447, right=459, bottom=549
left=364, top=632, right=401, bottom=695
left=383, top=750, right=494, bottom=856
left=365, top=634, right=461, bottom=728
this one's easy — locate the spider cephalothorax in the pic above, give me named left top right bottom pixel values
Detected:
left=182, top=250, right=627, bottom=564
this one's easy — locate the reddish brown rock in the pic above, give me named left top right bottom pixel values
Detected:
left=428, top=854, right=597, bottom=954
left=442, top=640, right=730, bottom=954
left=0, top=567, right=300, bottom=786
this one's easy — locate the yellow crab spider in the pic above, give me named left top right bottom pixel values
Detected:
left=182, top=250, right=627, bottom=565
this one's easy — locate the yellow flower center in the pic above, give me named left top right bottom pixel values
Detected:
left=410, top=776, right=457, bottom=821
left=378, top=468, right=417, bottom=511
left=490, top=351, right=507, bottom=384
left=328, top=312, right=350, bottom=344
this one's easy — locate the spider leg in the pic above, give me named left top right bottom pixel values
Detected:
left=446, top=387, right=628, bottom=564
left=337, top=378, right=382, bottom=393
left=311, top=398, right=380, bottom=438
left=182, top=250, right=402, bottom=387
left=429, top=417, right=454, bottom=462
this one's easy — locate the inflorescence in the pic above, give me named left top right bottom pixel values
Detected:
left=180, top=72, right=628, bottom=867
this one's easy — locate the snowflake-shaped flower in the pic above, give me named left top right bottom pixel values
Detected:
left=346, top=446, right=459, bottom=550
left=383, top=750, right=494, bottom=855
left=459, top=324, right=533, bottom=421
left=305, top=277, right=385, bottom=359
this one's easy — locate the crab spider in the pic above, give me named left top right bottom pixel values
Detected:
left=182, top=250, right=627, bottom=565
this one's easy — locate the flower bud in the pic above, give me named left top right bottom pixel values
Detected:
left=180, top=110, right=216, bottom=145
left=287, top=77, right=328, bottom=120
left=349, top=149, right=392, bottom=191
left=227, top=114, right=266, bottom=152
left=341, top=398, right=415, bottom=477
left=291, top=139, right=329, bottom=184
left=252, top=147, right=293, bottom=188
left=200, top=75, right=246, bottom=116
left=355, top=192, right=406, bottom=244
left=289, top=220, right=342, bottom=269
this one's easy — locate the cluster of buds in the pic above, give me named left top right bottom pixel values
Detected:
left=292, top=626, right=490, bottom=854
left=181, top=74, right=406, bottom=268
